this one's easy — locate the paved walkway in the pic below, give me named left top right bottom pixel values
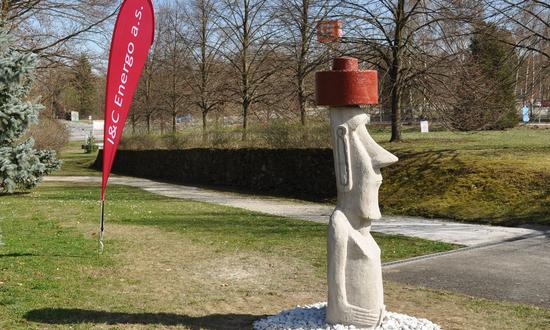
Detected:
left=384, top=234, right=550, bottom=307
left=44, top=176, right=544, bottom=247
left=44, top=176, right=550, bottom=307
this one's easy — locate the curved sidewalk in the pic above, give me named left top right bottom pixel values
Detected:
left=44, top=176, right=545, bottom=247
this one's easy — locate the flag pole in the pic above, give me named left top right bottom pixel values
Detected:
left=98, top=0, right=155, bottom=255
left=99, top=199, right=105, bottom=254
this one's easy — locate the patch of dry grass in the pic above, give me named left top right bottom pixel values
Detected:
left=62, top=221, right=550, bottom=330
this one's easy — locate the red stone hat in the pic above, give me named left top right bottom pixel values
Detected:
left=316, top=57, right=378, bottom=106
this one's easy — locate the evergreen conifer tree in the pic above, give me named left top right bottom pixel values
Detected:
left=72, top=54, right=97, bottom=118
left=450, top=22, right=518, bottom=131
left=0, top=30, right=61, bottom=193
left=470, top=23, right=518, bottom=129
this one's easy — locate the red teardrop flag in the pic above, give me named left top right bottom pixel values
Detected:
left=101, top=0, right=155, bottom=201
left=99, top=0, right=154, bottom=251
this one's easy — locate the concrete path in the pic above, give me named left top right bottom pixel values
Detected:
left=44, top=176, right=544, bottom=247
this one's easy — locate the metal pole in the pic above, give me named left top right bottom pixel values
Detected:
left=99, top=199, right=105, bottom=254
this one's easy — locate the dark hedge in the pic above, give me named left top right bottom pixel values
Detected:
left=94, top=149, right=336, bottom=200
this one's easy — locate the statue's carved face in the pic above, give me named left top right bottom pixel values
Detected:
left=330, top=108, right=398, bottom=220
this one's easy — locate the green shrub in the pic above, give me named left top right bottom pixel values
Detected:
left=302, top=122, right=331, bottom=148
left=264, top=120, right=292, bottom=148
left=119, top=134, right=160, bottom=150
left=28, top=117, right=69, bottom=153
left=209, top=128, right=232, bottom=148
left=120, top=119, right=333, bottom=150
left=83, top=135, right=98, bottom=153
left=160, top=134, right=191, bottom=149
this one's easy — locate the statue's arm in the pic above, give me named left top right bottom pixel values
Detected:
left=327, top=211, right=349, bottom=306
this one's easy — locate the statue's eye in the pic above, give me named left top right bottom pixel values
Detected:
left=348, top=115, right=369, bottom=131
left=337, top=127, right=346, bottom=137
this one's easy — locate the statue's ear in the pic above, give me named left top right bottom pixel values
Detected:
left=335, top=125, right=352, bottom=192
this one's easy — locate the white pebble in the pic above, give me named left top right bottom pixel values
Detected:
left=254, top=302, right=441, bottom=330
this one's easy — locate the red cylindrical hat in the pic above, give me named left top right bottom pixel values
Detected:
left=315, top=57, right=378, bottom=106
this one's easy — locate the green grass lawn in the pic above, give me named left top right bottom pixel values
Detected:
left=55, top=141, right=100, bottom=176
left=1, top=183, right=548, bottom=329
left=0, top=183, right=451, bottom=327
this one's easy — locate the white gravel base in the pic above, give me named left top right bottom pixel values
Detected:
left=254, top=302, right=441, bottom=330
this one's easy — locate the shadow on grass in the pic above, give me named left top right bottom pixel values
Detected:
left=25, top=308, right=266, bottom=329
left=0, top=252, right=96, bottom=259
left=0, top=252, right=37, bottom=258
left=0, top=191, right=31, bottom=197
left=381, top=149, right=464, bottom=203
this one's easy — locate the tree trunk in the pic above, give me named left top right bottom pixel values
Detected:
left=202, top=111, right=208, bottom=143
left=390, top=86, right=401, bottom=142
left=172, top=114, right=176, bottom=134
left=242, top=101, right=248, bottom=141
left=241, top=1, right=250, bottom=142
left=389, top=56, right=402, bottom=142
left=298, top=80, right=307, bottom=126
left=389, top=0, right=404, bottom=143
left=298, top=0, right=308, bottom=126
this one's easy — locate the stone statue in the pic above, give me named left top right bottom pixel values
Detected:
left=256, top=56, right=436, bottom=330
left=326, top=107, right=398, bottom=329
left=315, top=56, right=397, bottom=328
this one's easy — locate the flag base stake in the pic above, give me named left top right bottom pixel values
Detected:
left=99, top=199, right=105, bottom=254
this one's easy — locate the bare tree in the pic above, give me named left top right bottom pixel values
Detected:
left=182, top=0, right=226, bottom=140
left=341, top=0, right=482, bottom=141
left=484, top=0, right=549, bottom=60
left=156, top=4, right=191, bottom=134
left=484, top=1, right=549, bottom=109
left=135, top=40, right=161, bottom=134
left=275, top=0, right=337, bottom=125
left=217, top=0, right=282, bottom=140
left=1, top=0, right=118, bottom=65
left=31, top=66, right=71, bottom=119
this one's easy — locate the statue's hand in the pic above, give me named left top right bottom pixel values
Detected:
left=348, top=304, right=382, bottom=326
left=328, top=301, right=381, bottom=327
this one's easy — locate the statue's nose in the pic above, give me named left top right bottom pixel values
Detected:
left=360, top=129, right=399, bottom=169
left=370, top=145, right=398, bottom=169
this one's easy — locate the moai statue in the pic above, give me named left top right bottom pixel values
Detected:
left=316, top=57, right=398, bottom=329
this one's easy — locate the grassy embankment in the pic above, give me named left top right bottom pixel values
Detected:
left=1, top=182, right=548, bottom=329
left=375, top=128, right=550, bottom=226
left=56, top=141, right=101, bottom=177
